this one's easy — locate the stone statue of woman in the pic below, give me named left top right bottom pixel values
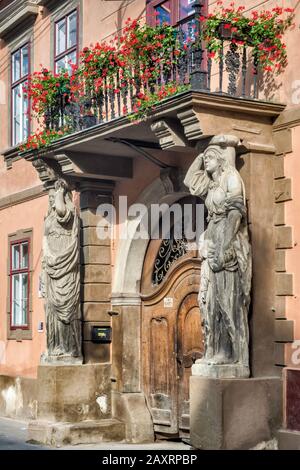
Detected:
left=184, top=135, right=251, bottom=378
left=41, top=178, right=82, bottom=364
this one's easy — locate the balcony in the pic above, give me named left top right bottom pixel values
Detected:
left=6, top=7, right=289, bottom=182
left=42, top=42, right=270, bottom=136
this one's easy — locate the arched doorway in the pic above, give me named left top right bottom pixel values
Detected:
left=141, top=196, right=204, bottom=440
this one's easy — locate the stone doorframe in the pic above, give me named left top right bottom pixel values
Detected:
left=110, top=169, right=191, bottom=443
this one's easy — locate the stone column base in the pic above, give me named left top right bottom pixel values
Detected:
left=192, top=362, right=249, bottom=379
left=112, top=391, right=154, bottom=443
left=190, top=376, right=282, bottom=450
left=278, top=429, right=300, bottom=450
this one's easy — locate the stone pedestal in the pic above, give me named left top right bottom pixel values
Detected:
left=28, top=364, right=125, bottom=447
left=190, top=376, right=282, bottom=450
left=192, top=362, right=249, bottom=379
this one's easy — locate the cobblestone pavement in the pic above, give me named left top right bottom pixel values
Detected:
left=0, top=417, right=192, bottom=451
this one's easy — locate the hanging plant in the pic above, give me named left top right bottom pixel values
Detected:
left=200, top=2, right=295, bottom=73
left=128, top=82, right=191, bottom=122
left=23, top=67, right=74, bottom=116
left=19, top=126, right=73, bottom=151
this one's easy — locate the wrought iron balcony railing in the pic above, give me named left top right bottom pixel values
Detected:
left=44, top=37, right=267, bottom=135
left=43, top=0, right=274, bottom=136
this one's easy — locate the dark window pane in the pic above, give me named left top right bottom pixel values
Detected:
left=155, top=1, right=171, bottom=25
left=56, top=18, right=66, bottom=55
left=12, top=49, right=21, bottom=83
left=12, top=244, right=20, bottom=270
left=21, top=242, right=29, bottom=269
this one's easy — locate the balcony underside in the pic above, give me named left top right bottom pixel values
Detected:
left=16, top=90, right=285, bottom=186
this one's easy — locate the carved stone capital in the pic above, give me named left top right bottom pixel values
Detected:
left=32, top=158, right=62, bottom=187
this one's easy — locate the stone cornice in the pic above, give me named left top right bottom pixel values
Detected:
left=0, top=184, right=45, bottom=211
left=0, top=0, right=40, bottom=38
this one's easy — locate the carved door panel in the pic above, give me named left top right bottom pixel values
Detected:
left=142, top=256, right=203, bottom=437
left=177, top=293, right=203, bottom=439
left=143, top=307, right=178, bottom=434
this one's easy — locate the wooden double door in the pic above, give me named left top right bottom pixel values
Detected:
left=141, top=241, right=203, bottom=439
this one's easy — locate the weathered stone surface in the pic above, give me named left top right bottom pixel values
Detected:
left=81, top=283, right=111, bottom=302
left=275, top=250, right=286, bottom=272
left=35, top=364, right=111, bottom=423
left=276, top=273, right=294, bottom=296
left=275, top=295, right=286, bottom=319
left=275, top=320, right=294, bottom=342
left=82, top=302, right=111, bottom=322
left=83, top=341, right=110, bottom=364
left=278, top=429, right=300, bottom=450
left=81, top=264, right=111, bottom=284
left=80, top=192, right=111, bottom=211
left=192, top=363, right=249, bottom=379
left=274, top=342, right=286, bottom=366
left=81, top=246, right=111, bottom=265
left=274, top=178, right=292, bottom=203
left=28, top=419, right=125, bottom=447
left=81, top=226, right=110, bottom=246
left=274, top=155, right=285, bottom=179
left=275, top=343, right=300, bottom=368
left=274, top=202, right=285, bottom=226
left=190, top=376, right=282, bottom=450
left=112, top=305, right=141, bottom=393
left=273, top=128, right=292, bottom=155
left=112, top=391, right=154, bottom=443
left=0, top=376, right=37, bottom=419
left=275, top=226, right=293, bottom=249
left=81, top=208, right=104, bottom=228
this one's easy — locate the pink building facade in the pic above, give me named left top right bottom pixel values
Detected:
left=0, top=0, right=300, bottom=449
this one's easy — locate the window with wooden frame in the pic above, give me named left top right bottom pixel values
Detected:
left=11, top=43, right=30, bottom=147
left=7, top=229, right=33, bottom=340
left=10, top=239, right=30, bottom=328
left=146, top=0, right=208, bottom=40
left=54, top=8, right=78, bottom=73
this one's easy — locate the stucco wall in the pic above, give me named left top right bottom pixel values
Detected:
left=0, top=195, right=47, bottom=378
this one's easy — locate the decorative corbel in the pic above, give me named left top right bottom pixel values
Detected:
left=151, top=118, right=191, bottom=151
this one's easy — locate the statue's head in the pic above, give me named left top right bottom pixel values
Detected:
left=203, top=134, right=240, bottom=173
left=55, top=178, right=69, bottom=194
left=203, top=147, right=224, bottom=175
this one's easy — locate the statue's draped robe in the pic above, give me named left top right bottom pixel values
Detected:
left=43, top=206, right=81, bottom=358
left=184, top=157, right=251, bottom=366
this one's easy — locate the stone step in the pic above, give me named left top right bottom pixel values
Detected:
left=28, top=418, right=126, bottom=447
left=277, top=429, right=300, bottom=450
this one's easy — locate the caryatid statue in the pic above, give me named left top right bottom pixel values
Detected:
left=184, top=135, right=252, bottom=378
left=41, top=178, right=82, bottom=363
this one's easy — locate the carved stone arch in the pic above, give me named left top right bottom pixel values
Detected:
left=112, top=169, right=190, bottom=297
